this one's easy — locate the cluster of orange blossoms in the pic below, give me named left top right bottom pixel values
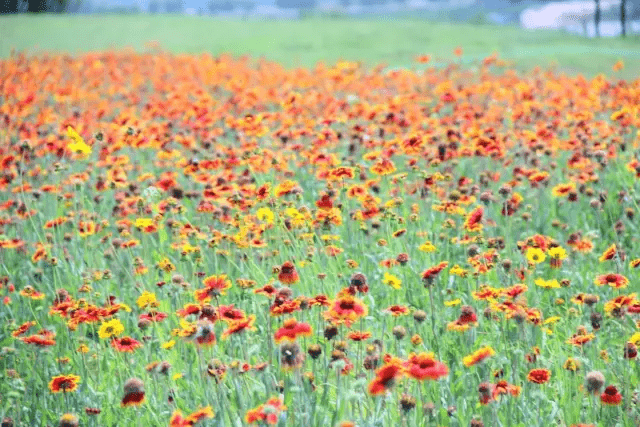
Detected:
left=1, top=50, right=639, bottom=426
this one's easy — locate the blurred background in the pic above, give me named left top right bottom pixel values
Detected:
left=0, top=0, right=639, bottom=77
left=2, top=0, right=639, bottom=37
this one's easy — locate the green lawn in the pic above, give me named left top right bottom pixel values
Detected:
left=1, top=14, right=640, bottom=77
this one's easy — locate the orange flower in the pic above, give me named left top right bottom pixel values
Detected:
left=462, top=346, right=495, bottom=367
left=323, top=292, right=368, bottom=326
left=367, top=361, right=404, bottom=395
left=527, top=368, right=551, bottom=384
left=278, top=261, right=299, bottom=284
left=594, top=273, right=629, bottom=289
left=111, top=336, right=142, bottom=353
left=370, top=158, right=396, bottom=176
left=194, top=274, right=232, bottom=301
left=49, top=374, right=80, bottom=393
left=222, top=314, right=256, bottom=339
left=273, top=318, right=312, bottom=343
left=463, top=206, right=483, bottom=232
left=245, top=396, right=286, bottom=424
left=598, top=244, right=620, bottom=262
left=421, top=261, right=448, bottom=285
left=347, top=330, right=371, bottom=341
left=404, top=353, right=449, bottom=381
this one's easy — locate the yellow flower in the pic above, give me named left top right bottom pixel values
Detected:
left=172, top=373, right=183, bottom=380
left=547, top=246, right=567, bottom=260
left=135, top=218, right=154, bottom=228
left=629, top=332, right=640, bottom=346
left=181, top=243, right=199, bottom=254
left=526, top=247, right=546, bottom=264
left=563, top=357, right=580, bottom=371
left=67, top=126, right=92, bottom=156
left=462, top=346, right=496, bottom=367
left=418, top=241, right=436, bottom=252
left=162, top=340, right=176, bottom=349
left=449, top=265, right=468, bottom=277
left=382, top=272, right=401, bottom=290
left=98, top=319, right=124, bottom=339
left=77, top=344, right=90, bottom=353
left=136, top=291, right=157, bottom=309
left=320, top=234, right=339, bottom=241
left=444, top=299, right=461, bottom=307
left=534, top=278, right=560, bottom=289
left=543, top=316, right=561, bottom=325
left=118, top=303, right=132, bottom=312
left=157, top=258, right=175, bottom=273
left=256, top=207, right=274, bottom=224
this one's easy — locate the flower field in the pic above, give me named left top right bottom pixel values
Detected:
left=0, top=49, right=639, bottom=427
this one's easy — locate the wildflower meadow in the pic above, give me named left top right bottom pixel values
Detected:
left=0, top=48, right=639, bottom=427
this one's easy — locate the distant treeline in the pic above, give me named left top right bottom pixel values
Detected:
left=0, top=0, right=317, bottom=13
left=1, top=0, right=79, bottom=13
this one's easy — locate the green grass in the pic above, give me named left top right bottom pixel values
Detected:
left=1, top=14, right=640, bottom=77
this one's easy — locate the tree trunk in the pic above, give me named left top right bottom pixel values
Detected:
left=27, top=0, right=48, bottom=12
left=594, top=0, right=601, bottom=37
left=0, top=0, right=19, bottom=13
left=620, top=0, right=626, bottom=37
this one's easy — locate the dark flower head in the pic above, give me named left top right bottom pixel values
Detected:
left=600, top=385, right=622, bottom=405
left=58, top=414, right=79, bottom=427
left=280, top=342, right=303, bottom=369
left=121, top=378, right=145, bottom=407
left=585, top=371, right=605, bottom=394
left=399, top=393, right=416, bottom=412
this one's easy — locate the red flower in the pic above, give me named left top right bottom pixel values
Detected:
left=347, top=330, right=371, bottom=341
left=217, top=304, right=247, bottom=322
left=367, top=362, right=404, bottom=395
left=222, top=315, right=256, bottom=339
left=594, top=273, right=629, bottom=289
left=323, top=291, right=368, bottom=326
left=254, top=284, right=277, bottom=298
left=315, top=194, right=333, bottom=210
left=139, top=311, right=168, bottom=322
left=463, top=346, right=495, bottom=367
left=49, top=374, right=80, bottom=393
left=527, top=368, right=551, bottom=384
left=383, top=305, right=409, bottom=316
left=458, top=305, right=478, bottom=324
left=185, top=407, right=214, bottom=425
left=194, top=321, right=216, bottom=346
left=121, top=378, right=145, bottom=407
left=309, top=294, right=331, bottom=307
left=492, top=380, right=521, bottom=399
left=478, top=382, right=495, bottom=405
left=421, top=261, right=448, bottom=285
left=245, top=396, right=286, bottom=424
left=20, top=331, right=56, bottom=347
left=278, top=261, right=299, bottom=284
left=270, top=300, right=301, bottom=317
left=600, top=385, right=622, bottom=405
left=464, top=206, right=483, bottom=232
left=111, top=336, right=142, bottom=353
left=404, top=353, right=449, bottom=381
left=274, top=318, right=312, bottom=343
left=194, top=274, right=232, bottom=301
left=12, top=320, right=35, bottom=337
left=623, top=342, right=637, bottom=359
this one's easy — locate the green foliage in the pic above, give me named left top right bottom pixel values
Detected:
left=0, top=16, right=639, bottom=78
